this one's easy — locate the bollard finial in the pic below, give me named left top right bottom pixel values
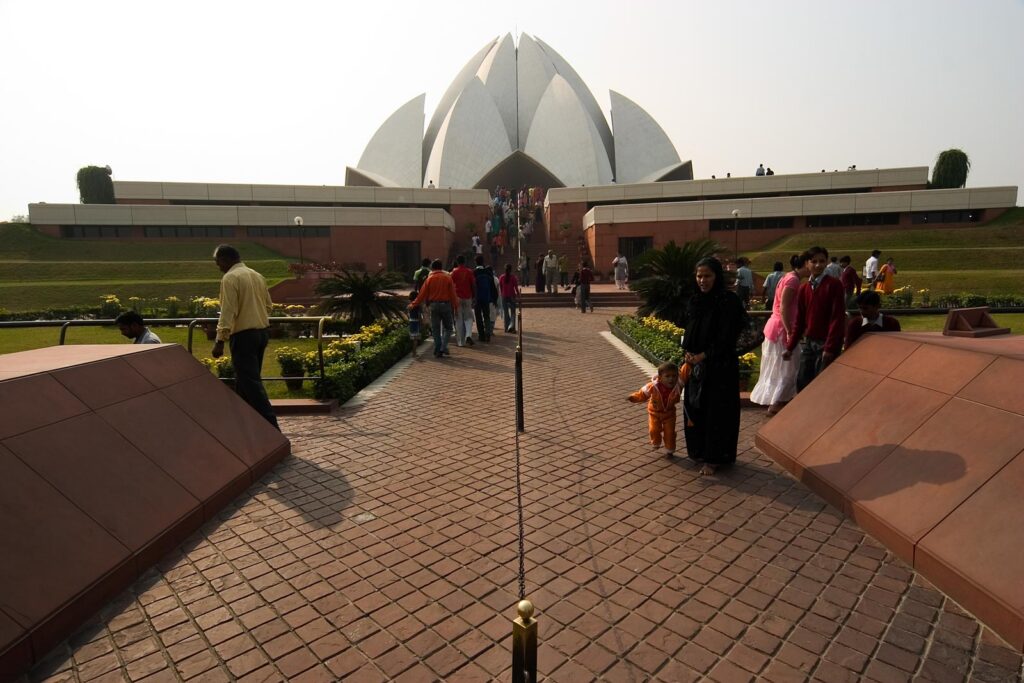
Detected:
left=517, top=599, right=534, bottom=621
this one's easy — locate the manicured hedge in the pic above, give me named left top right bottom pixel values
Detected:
left=314, top=326, right=413, bottom=402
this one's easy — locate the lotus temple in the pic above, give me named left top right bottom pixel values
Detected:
left=27, top=33, right=1018, bottom=276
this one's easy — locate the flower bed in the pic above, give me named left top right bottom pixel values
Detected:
left=610, top=315, right=761, bottom=380
left=312, top=321, right=413, bottom=402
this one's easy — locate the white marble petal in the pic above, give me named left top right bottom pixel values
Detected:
left=423, top=37, right=499, bottom=177
left=610, top=90, right=682, bottom=183
left=535, top=36, right=615, bottom=169
left=425, top=77, right=513, bottom=189
left=476, top=33, right=518, bottom=150
left=525, top=75, right=613, bottom=188
left=516, top=34, right=556, bottom=153
left=355, top=93, right=425, bottom=188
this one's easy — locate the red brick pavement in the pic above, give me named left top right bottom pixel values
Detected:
left=20, top=308, right=1023, bottom=682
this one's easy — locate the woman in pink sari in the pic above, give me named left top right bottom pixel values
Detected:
left=751, top=252, right=810, bottom=415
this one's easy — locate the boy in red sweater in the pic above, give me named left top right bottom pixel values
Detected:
left=783, top=246, right=847, bottom=392
left=628, top=362, right=683, bottom=457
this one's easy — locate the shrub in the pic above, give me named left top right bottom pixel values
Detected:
left=312, top=326, right=412, bottom=401
left=275, top=346, right=306, bottom=375
left=200, top=356, right=235, bottom=379
left=99, top=294, right=121, bottom=318
left=314, top=361, right=360, bottom=402
left=76, top=165, right=115, bottom=204
left=165, top=296, right=180, bottom=318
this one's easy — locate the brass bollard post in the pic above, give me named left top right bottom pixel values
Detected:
left=512, top=599, right=537, bottom=682
left=515, top=300, right=525, bottom=432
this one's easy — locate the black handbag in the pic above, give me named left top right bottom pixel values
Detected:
left=735, top=310, right=765, bottom=354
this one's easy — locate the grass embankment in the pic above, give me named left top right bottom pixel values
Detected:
left=0, top=325, right=320, bottom=399
left=746, top=209, right=1024, bottom=296
left=0, top=223, right=291, bottom=312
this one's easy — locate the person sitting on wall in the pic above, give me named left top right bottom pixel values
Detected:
left=845, top=290, right=901, bottom=349
left=116, top=310, right=161, bottom=344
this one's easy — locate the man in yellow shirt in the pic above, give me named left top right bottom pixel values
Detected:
left=211, top=245, right=279, bottom=429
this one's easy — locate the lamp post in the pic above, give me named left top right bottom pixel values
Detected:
left=293, top=216, right=304, bottom=265
left=731, top=209, right=741, bottom=258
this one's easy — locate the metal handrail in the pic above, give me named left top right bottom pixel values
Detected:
left=0, top=316, right=333, bottom=384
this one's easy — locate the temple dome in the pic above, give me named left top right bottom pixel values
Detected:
left=346, top=34, right=690, bottom=189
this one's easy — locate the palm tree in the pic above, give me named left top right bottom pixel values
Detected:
left=930, top=149, right=971, bottom=189
left=316, top=269, right=407, bottom=326
left=630, top=239, right=725, bottom=326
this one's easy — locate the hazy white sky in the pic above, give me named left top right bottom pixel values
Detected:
left=1, top=0, right=1021, bottom=219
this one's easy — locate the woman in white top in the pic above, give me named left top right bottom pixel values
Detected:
left=750, top=252, right=810, bottom=416
left=612, top=254, right=629, bottom=290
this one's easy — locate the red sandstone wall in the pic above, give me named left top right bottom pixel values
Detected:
left=546, top=202, right=588, bottom=244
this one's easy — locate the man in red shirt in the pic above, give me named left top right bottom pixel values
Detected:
left=449, top=255, right=476, bottom=347
left=783, top=246, right=847, bottom=391
left=839, top=255, right=862, bottom=309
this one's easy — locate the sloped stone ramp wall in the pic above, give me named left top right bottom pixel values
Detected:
left=756, top=332, right=1024, bottom=651
left=0, top=345, right=290, bottom=678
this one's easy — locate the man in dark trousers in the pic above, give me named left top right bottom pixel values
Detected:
left=845, top=290, right=901, bottom=349
left=473, top=255, right=497, bottom=341
left=783, top=246, right=847, bottom=392
left=211, top=244, right=279, bottom=429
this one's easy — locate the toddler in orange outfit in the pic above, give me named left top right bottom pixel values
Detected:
left=628, top=361, right=684, bottom=457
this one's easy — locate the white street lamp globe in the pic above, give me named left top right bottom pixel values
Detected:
left=294, top=216, right=304, bottom=226
left=731, top=209, right=740, bottom=218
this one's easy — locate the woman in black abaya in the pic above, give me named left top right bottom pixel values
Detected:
left=682, top=257, right=745, bottom=476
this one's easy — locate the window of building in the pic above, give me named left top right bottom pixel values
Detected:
left=805, top=213, right=900, bottom=228
left=60, top=226, right=131, bottom=238
left=143, top=226, right=235, bottom=238
left=246, top=226, right=329, bottom=238
left=911, top=210, right=980, bottom=225
left=709, top=217, right=795, bottom=231
left=617, top=237, right=653, bottom=261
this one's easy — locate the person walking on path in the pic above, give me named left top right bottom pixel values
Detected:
left=612, top=254, right=629, bottom=290
left=577, top=261, right=594, bottom=312
left=409, top=260, right=459, bottom=358
left=557, top=254, right=569, bottom=290
left=784, top=246, right=847, bottom=392
left=519, top=254, right=530, bottom=284
left=751, top=253, right=810, bottom=416
left=543, top=251, right=560, bottom=294
left=473, top=255, right=497, bottom=342
left=761, top=261, right=785, bottom=311
left=211, top=244, right=279, bottom=430
left=116, top=311, right=162, bottom=344
left=413, top=258, right=432, bottom=291
left=735, top=257, right=754, bottom=309
left=628, top=361, right=682, bottom=458
left=449, top=255, right=476, bottom=347
left=682, top=257, right=745, bottom=476
left=874, top=257, right=897, bottom=295
left=534, top=255, right=545, bottom=293
left=498, top=263, right=520, bottom=333
left=864, top=249, right=881, bottom=289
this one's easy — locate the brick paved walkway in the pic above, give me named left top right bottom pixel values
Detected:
left=22, top=308, right=1023, bottom=682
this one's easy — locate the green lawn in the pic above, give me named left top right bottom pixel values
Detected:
left=0, top=223, right=292, bottom=312
left=0, top=325, right=322, bottom=398
left=896, top=312, right=1024, bottom=333
left=744, top=212, right=1024, bottom=297
left=0, top=223, right=287, bottom=261
left=0, top=260, right=289, bottom=282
